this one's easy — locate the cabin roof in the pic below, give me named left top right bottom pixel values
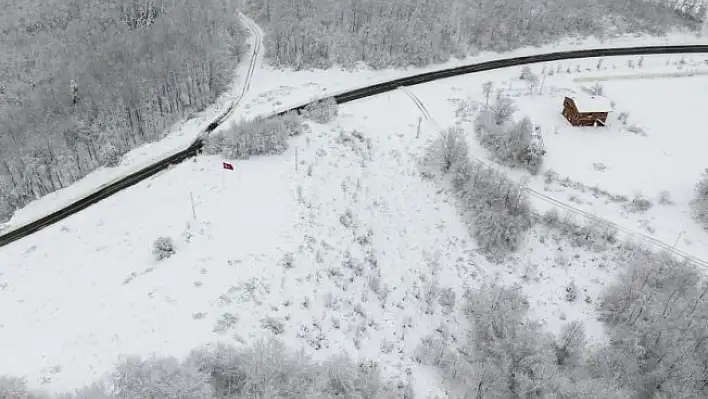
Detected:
left=567, top=94, right=613, bottom=113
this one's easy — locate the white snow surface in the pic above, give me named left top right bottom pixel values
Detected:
left=0, top=87, right=631, bottom=396
left=1, top=28, right=706, bottom=233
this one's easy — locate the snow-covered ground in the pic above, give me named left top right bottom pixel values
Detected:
left=399, top=52, right=708, bottom=266
left=0, top=88, right=631, bottom=396
left=1, top=27, right=706, bottom=234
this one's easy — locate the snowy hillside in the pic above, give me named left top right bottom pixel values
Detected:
left=0, top=73, right=660, bottom=396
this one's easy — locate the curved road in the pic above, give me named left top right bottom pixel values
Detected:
left=1, top=42, right=707, bottom=251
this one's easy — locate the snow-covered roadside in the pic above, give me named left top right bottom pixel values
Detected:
left=2, top=30, right=705, bottom=234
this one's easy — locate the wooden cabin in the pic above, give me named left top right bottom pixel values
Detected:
left=562, top=94, right=612, bottom=127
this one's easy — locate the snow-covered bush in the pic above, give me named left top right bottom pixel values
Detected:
left=99, top=144, right=122, bottom=167
left=519, top=66, right=538, bottom=82
left=623, top=195, right=652, bottom=213
left=691, top=169, right=708, bottom=228
left=589, top=83, right=605, bottom=96
left=301, top=97, right=339, bottom=124
left=152, top=236, right=176, bottom=261
left=475, top=108, right=544, bottom=175
left=420, top=126, right=469, bottom=175
left=565, top=280, right=577, bottom=302
left=657, top=190, right=674, bottom=205
left=424, top=137, right=535, bottom=260
left=111, top=356, right=214, bottom=399
left=487, top=91, right=517, bottom=126
left=260, top=316, right=285, bottom=335
left=541, top=208, right=561, bottom=227
left=204, top=113, right=303, bottom=159
left=626, top=124, right=645, bottom=135
left=0, top=376, right=41, bottom=399
left=0, top=189, right=14, bottom=224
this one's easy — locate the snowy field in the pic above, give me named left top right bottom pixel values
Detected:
left=1, top=28, right=706, bottom=234
left=0, top=88, right=635, bottom=395
left=398, top=53, right=708, bottom=264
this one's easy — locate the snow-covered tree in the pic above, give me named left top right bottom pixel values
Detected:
left=475, top=111, right=545, bottom=174
left=597, top=252, right=708, bottom=397
left=488, top=91, right=517, bottom=126
left=301, top=97, right=339, bottom=124
left=691, top=168, right=708, bottom=228
left=204, top=114, right=302, bottom=160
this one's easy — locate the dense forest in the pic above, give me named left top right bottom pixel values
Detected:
left=0, top=0, right=245, bottom=222
left=245, top=0, right=706, bottom=69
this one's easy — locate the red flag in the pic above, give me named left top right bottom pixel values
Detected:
left=222, top=162, right=234, bottom=170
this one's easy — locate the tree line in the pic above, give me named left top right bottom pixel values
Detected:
left=245, top=0, right=706, bottom=70
left=0, top=0, right=246, bottom=222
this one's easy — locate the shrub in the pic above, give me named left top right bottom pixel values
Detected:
left=657, top=190, right=674, bottom=205
left=0, top=376, right=41, bottom=399
left=99, top=144, right=123, bottom=167
left=301, top=97, right=339, bottom=124
left=541, top=208, right=561, bottom=226
left=475, top=110, right=544, bottom=175
left=487, top=91, right=517, bottom=126
left=589, top=83, right=605, bottom=96
left=623, top=195, right=652, bottom=213
left=691, top=169, right=708, bottom=228
left=152, top=236, right=176, bottom=261
left=111, top=356, right=214, bottom=399
left=260, top=317, right=285, bottom=335
left=445, top=156, right=535, bottom=260
left=204, top=113, right=303, bottom=160
left=420, top=126, right=469, bottom=175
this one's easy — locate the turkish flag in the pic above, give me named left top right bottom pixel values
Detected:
left=222, top=162, right=234, bottom=170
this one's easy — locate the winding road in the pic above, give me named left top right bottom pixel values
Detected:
left=0, top=25, right=707, bottom=263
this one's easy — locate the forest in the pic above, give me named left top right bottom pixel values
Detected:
left=0, top=0, right=246, bottom=222
left=245, top=0, right=706, bottom=69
